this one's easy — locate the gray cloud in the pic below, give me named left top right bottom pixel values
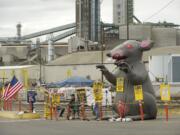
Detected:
left=135, top=0, right=180, bottom=23
left=0, top=0, right=179, bottom=37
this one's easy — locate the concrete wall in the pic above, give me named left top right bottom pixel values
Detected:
left=152, top=27, right=176, bottom=47
left=119, top=25, right=178, bottom=47
left=0, top=46, right=27, bottom=59
left=44, top=64, right=115, bottom=83
left=2, top=55, right=15, bottom=65
left=0, top=64, right=114, bottom=84
left=119, top=25, right=152, bottom=40
left=0, top=65, right=40, bottom=85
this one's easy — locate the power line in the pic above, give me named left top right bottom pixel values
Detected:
left=144, top=0, right=176, bottom=21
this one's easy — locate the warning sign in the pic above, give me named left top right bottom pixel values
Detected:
left=66, top=69, right=72, bottom=78
left=116, top=77, right=124, bottom=92
left=134, top=85, right=143, bottom=101
left=93, top=82, right=103, bottom=102
left=160, top=84, right=171, bottom=101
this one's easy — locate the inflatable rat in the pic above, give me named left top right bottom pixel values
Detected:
left=97, top=40, right=157, bottom=120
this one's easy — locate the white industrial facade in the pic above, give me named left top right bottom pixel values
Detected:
left=149, top=55, right=180, bottom=83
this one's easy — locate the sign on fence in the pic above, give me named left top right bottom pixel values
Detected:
left=160, top=84, right=171, bottom=101
left=134, top=85, right=143, bottom=101
left=93, top=82, right=103, bottom=102
left=116, top=77, right=124, bottom=92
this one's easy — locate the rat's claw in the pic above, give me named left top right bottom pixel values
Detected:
left=96, top=64, right=107, bottom=72
left=96, top=64, right=105, bottom=69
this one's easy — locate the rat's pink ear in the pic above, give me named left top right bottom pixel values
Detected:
left=140, top=40, right=154, bottom=51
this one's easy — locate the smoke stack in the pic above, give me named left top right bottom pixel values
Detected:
left=16, top=23, right=22, bottom=39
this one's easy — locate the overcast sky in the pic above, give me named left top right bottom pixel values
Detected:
left=0, top=0, right=179, bottom=37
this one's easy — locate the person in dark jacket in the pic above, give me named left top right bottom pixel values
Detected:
left=67, top=94, right=80, bottom=120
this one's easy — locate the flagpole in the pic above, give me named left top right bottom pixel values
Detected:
left=18, top=92, right=22, bottom=112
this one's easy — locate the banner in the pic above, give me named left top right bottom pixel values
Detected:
left=93, top=82, right=103, bottom=102
left=134, top=85, right=143, bottom=101
left=21, top=69, right=29, bottom=89
left=116, top=77, right=124, bottom=92
left=160, top=84, right=171, bottom=101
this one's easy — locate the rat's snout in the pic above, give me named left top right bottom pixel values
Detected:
left=112, top=53, right=121, bottom=60
left=106, top=53, right=111, bottom=57
left=111, top=50, right=127, bottom=60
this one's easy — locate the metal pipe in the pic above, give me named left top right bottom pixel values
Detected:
left=21, top=23, right=76, bottom=40
left=48, top=40, right=54, bottom=62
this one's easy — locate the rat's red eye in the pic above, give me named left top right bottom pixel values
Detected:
left=126, top=44, right=133, bottom=49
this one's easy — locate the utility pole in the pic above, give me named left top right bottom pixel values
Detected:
left=101, top=23, right=104, bottom=83
left=40, top=44, right=42, bottom=85
left=101, top=42, right=104, bottom=83
left=126, top=0, right=129, bottom=40
left=36, top=38, right=42, bottom=85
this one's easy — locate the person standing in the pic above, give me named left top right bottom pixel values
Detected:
left=27, top=82, right=37, bottom=113
left=67, top=94, right=80, bottom=120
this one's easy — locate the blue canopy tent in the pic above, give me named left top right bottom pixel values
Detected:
left=47, top=76, right=94, bottom=88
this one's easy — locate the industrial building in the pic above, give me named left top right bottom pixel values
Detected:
left=113, top=0, right=134, bottom=25
left=76, top=0, right=101, bottom=42
left=149, top=55, right=180, bottom=83
left=0, top=0, right=180, bottom=89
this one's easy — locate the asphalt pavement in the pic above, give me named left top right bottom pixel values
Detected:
left=0, top=117, right=180, bottom=135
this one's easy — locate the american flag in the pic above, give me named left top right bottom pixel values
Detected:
left=3, top=76, right=23, bottom=101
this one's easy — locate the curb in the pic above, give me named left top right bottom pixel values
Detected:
left=0, top=111, right=41, bottom=119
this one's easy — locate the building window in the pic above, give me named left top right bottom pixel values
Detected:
left=117, top=4, right=121, bottom=8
